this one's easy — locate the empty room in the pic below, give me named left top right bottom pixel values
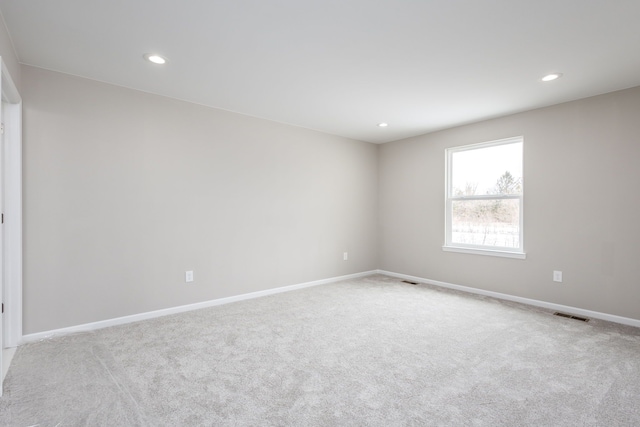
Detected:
left=0, top=1, right=639, bottom=425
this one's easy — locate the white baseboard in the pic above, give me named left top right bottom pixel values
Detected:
left=21, top=270, right=378, bottom=344
left=22, top=269, right=639, bottom=344
left=377, top=270, right=640, bottom=328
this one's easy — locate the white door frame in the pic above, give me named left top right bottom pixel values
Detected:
left=1, top=58, right=23, bottom=350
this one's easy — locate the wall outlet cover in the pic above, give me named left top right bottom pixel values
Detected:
left=553, top=271, right=562, bottom=282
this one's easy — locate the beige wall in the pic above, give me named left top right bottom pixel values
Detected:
left=22, top=65, right=379, bottom=334
left=17, top=59, right=640, bottom=333
left=0, top=12, right=20, bottom=90
left=379, top=86, right=640, bottom=320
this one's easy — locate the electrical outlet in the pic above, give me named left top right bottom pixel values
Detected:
left=553, top=270, right=562, bottom=282
left=186, top=270, right=194, bottom=283
left=343, top=252, right=348, bottom=261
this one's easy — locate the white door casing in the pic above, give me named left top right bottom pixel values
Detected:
left=0, top=57, right=23, bottom=395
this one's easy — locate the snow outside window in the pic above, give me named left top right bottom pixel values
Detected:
left=444, top=137, right=525, bottom=259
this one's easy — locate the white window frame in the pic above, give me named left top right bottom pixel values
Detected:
left=443, top=136, right=525, bottom=259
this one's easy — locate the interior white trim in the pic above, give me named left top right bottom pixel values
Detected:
left=1, top=59, right=22, bottom=349
left=21, top=267, right=640, bottom=344
left=377, top=270, right=640, bottom=328
left=21, top=270, right=378, bottom=343
left=442, top=246, right=526, bottom=259
left=444, top=136, right=524, bottom=255
left=0, top=61, right=20, bottom=103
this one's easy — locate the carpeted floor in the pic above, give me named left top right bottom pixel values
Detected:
left=1, top=274, right=639, bottom=426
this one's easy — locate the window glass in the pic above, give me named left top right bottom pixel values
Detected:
left=445, top=137, right=524, bottom=257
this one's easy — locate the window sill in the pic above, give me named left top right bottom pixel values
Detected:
left=442, top=246, right=526, bottom=259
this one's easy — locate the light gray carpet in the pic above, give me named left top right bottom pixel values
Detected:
left=1, top=274, right=639, bottom=426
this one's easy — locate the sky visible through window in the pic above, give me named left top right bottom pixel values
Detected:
left=452, top=142, right=522, bottom=195
left=448, top=139, right=523, bottom=251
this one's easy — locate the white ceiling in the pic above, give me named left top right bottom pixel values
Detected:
left=1, top=1, right=640, bottom=143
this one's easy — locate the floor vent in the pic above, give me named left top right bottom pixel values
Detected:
left=554, top=312, right=590, bottom=322
left=401, top=280, right=419, bottom=285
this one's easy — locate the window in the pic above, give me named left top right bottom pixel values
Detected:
left=444, top=136, right=524, bottom=259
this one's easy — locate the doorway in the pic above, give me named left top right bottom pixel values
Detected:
left=0, top=59, right=23, bottom=396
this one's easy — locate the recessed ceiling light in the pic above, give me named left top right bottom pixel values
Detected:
left=542, top=73, right=562, bottom=82
left=378, top=123, right=389, bottom=127
left=144, top=53, right=167, bottom=65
